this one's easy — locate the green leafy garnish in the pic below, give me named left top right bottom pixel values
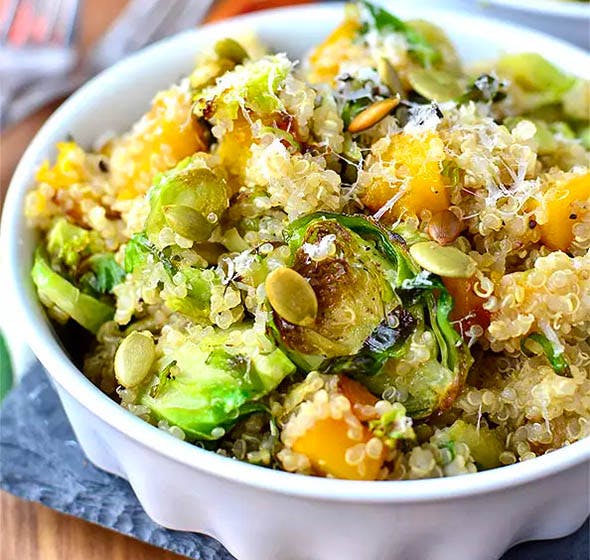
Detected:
left=522, top=333, right=571, bottom=377
left=0, top=331, right=13, bottom=401
left=79, top=254, right=126, bottom=295
left=459, top=74, right=507, bottom=104
left=360, top=1, right=441, bottom=67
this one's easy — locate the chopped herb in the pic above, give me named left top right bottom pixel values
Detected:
left=459, top=74, right=507, bottom=104
left=521, top=333, right=571, bottom=377
left=359, top=1, right=441, bottom=68
left=79, top=253, right=126, bottom=295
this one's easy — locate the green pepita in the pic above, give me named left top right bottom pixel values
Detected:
left=407, top=67, right=464, bottom=102
left=348, top=97, right=400, bottom=134
left=214, top=38, right=248, bottom=64
left=265, top=267, right=318, bottom=326
left=114, top=331, right=156, bottom=388
left=163, top=204, right=212, bottom=242
left=377, top=57, right=404, bottom=96
left=409, top=241, right=476, bottom=278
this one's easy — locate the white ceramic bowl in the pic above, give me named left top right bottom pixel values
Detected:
left=1, top=4, right=589, bottom=560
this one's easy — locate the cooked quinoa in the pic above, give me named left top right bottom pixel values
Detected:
left=26, top=2, right=590, bottom=481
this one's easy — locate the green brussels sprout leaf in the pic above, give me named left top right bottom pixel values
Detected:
left=31, top=248, right=113, bottom=334
left=141, top=326, right=296, bottom=439
left=124, top=233, right=215, bottom=322
left=46, top=217, right=94, bottom=269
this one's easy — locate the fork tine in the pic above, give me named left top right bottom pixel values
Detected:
left=157, top=0, right=207, bottom=40
left=52, top=0, right=79, bottom=46
left=148, top=0, right=194, bottom=42
left=127, top=0, right=190, bottom=50
left=34, top=0, right=63, bottom=44
left=93, top=0, right=162, bottom=51
left=61, top=0, right=79, bottom=46
left=127, top=0, right=210, bottom=52
left=173, top=0, right=212, bottom=32
left=3, top=0, right=35, bottom=46
left=1, top=0, right=20, bottom=43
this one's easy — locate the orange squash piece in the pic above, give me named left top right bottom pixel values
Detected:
left=292, top=377, right=384, bottom=480
left=361, top=132, right=449, bottom=221
left=111, top=87, right=208, bottom=201
left=443, top=276, right=490, bottom=331
left=307, top=16, right=361, bottom=84
left=292, top=417, right=383, bottom=480
left=540, top=173, right=590, bottom=252
left=339, top=376, right=379, bottom=421
left=35, top=142, right=87, bottom=188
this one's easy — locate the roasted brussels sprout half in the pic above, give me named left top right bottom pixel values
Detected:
left=31, top=219, right=123, bottom=333
left=269, top=212, right=473, bottom=418
left=140, top=325, right=296, bottom=439
left=32, top=249, right=113, bottom=334
left=145, top=156, right=229, bottom=245
left=273, top=218, right=396, bottom=359
left=46, top=217, right=94, bottom=268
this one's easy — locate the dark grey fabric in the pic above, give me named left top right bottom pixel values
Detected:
left=0, top=364, right=587, bottom=560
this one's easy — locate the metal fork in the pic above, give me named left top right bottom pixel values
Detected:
left=86, top=0, right=214, bottom=72
left=0, top=0, right=80, bottom=126
left=1, top=0, right=79, bottom=46
left=1, top=0, right=214, bottom=129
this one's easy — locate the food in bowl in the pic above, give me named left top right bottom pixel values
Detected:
left=25, top=1, right=590, bottom=481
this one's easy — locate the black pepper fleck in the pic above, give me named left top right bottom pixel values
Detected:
left=569, top=213, right=577, bottom=220
left=528, top=219, right=537, bottom=229
left=98, top=159, right=109, bottom=173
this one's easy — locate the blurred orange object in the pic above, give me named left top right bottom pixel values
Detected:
left=205, top=0, right=313, bottom=22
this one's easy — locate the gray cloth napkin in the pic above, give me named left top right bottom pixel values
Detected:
left=0, top=364, right=587, bottom=560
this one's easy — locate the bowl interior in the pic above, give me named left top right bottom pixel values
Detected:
left=2, top=3, right=590, bottom=500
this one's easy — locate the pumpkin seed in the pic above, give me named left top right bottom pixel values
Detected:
left=407, top=67, right=464, bottom=102
left=348, top=97, right=400, bottom=134
left=214, top=38, right=248, bottom=64
left=265, top=267, right=318, bottom=326
left=163, top=204, right=212, bottom=242
left=114, top=331, right=156, bottom=388
left=409, top=241, right=476, bottom=278
left=428, top=209, right=463, bottom=246
left=377, top=58, right=404, bottom=96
